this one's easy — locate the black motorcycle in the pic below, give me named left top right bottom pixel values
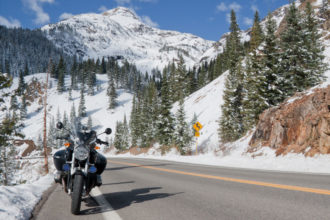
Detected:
left=53, top=121, right=111, bottom=215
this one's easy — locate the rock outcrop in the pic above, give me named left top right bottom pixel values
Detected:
left=249, top=86, right=330, bottom=157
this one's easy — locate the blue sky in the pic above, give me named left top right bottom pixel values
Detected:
left=0, top=0, right=288, bottom=41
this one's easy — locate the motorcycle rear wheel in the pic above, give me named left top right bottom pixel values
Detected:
left=71, top=174, right=84, bottom=215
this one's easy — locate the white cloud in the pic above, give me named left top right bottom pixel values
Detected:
left=229, top=2, right=242, bottom=12
left=22, top=0, right=54, bottom=25
left=217, top=2, right=242, bottom=13
left=217, top=2, right=228, bottom=12
left=141, top=15, right=158, bottom=28
left=59, top=13, right=73, bottom=20
left=251, top=5, right=258, bottom=12
left=115, top=0, right=131, bottom=5
left=0, top=16, right=21, bottom=28
left=244, top=17, right=253, bottom=26
left=98, top=5, right=109, bottom=13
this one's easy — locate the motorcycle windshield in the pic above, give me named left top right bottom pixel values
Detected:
left=70, top=118, right=96, bottom=145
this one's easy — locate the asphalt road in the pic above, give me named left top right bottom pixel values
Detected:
left=34, top=157, right=330, bottom=220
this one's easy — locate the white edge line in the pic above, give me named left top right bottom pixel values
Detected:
left=91, top=187, right=123, bottom=220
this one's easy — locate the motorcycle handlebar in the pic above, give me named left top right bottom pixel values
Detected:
left=96, top=139, right=109, bottom=145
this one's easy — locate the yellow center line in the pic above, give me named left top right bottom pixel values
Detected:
left=108, top=160, right=330, bottom=196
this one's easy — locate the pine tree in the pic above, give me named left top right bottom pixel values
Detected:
left=278, top=1, right=307, bottom=97
left=170, top=55, right=188, bottom=102
left=114, top=119, right=129, bottom=151
left=78, top=87, right=86, bottom=117
left=157, top=71, right=174, bottom=146
left=57, top=56, right=66, bottom=93
left=20, top=95, right=27, bottom=120
left=68, top=88, right=73, bottom=101
left=70, top=58, right=78, bottom=90
left=243, top=55, right=268, bottom=130
left=5, top=60, right=10, bottom=76
left=114, top=121, right=123, bottom=150
left=243, top=13, right=267, bottom=130
left=219, top=61, right=245, bottom=142
left=101, top=57, right=107, bottom=74
left=262, top=13, right=282, bottom=106
left=249, top=10, right=263, bottom=52
left=87, top=71, right=96, bottom=95
left=146, top=82, right=159, bottom=147
left=302, top=2, right=328, bottom=87
left=219, top=10, right=245, bottom=142
left=47, top=116, right=56, bottom=148
left=17, top=71, right=26, bottom=96
left=122, top=115, right=130, bottom=149
left=0, top=114, right=22, bottom=185
left=129, top=95, right=139, bottom=147
left=108, top=75, right=117, bottom=110
left=9, top=95, right=18, bottom=111
left=174, top=94, right=192, bottom=155
left=227, top=10, right=242, bottom=69
left=24, top=63, right=29, bottom=76
left=63, top=111, right=69, bottom=129
left=70, top=103, right=76, bottom=126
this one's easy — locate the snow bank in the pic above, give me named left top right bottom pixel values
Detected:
left=0, top=175, right=53, bottom=220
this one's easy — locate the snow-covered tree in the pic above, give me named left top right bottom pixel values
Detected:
left=219, top=61, right=245, bottom=142
left=78, top=87, right=86, bottom=117
left=57, top=56, right=66, bottom=93
left=262, top=13, right=282, bottom=106
left=302, top=2, right=328, bottom=87
left=114, top=117, right=130, bottom=151
left=17, top=71, right=26, bottom=96
left=9, top=95, right=18, bottom=111
left=219, top=10, right=245, bottom=142
left=174, top=95, right=192, bottom=155
left=47, top=116, right=56, bottom=148
left=108, top=75, right=117, bottom=110
left=70, top=103, right=76, bottom=126
left=20, top=95, right=27, bottom=120
left=157, top=71, right=174, bottom=146
left=278, top=1, right=307, bottom=97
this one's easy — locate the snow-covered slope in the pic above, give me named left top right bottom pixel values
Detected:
left=172, top=71, right=228, bottom=152
left=42, top=7, right=214, bottom=72
left=15, top=74, right=133, bottom=141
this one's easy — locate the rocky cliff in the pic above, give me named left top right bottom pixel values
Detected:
left=249, top=85, right=330, bottom=157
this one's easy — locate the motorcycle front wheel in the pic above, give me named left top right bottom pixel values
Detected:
left=71, top=174, right=84, bottom=215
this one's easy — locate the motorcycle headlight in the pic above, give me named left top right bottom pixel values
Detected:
left=74, top=145, right=89, bottom=161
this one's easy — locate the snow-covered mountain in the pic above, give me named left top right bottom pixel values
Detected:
left=42, top=7, right=214, bottom=72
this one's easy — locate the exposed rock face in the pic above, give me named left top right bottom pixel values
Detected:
left=249, top=86, right=330, bottom=156
left=14, top=140, right=37, bottom=157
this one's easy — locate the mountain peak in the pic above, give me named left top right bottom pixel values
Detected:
left=102, top=7, right=139, bottom=21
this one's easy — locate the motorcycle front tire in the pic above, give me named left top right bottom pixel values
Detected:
left=71, top=174, right=84, bottom=215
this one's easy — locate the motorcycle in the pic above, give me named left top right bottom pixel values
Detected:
left=53, top=120, right=111, bottom=215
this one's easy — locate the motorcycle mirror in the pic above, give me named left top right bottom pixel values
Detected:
left=56, top=122, right=63, bottom=129
left=105, top=128, right=112, bottom=135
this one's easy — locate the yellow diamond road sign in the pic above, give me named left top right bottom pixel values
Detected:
left=193, top=122, right=203, bottom=131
